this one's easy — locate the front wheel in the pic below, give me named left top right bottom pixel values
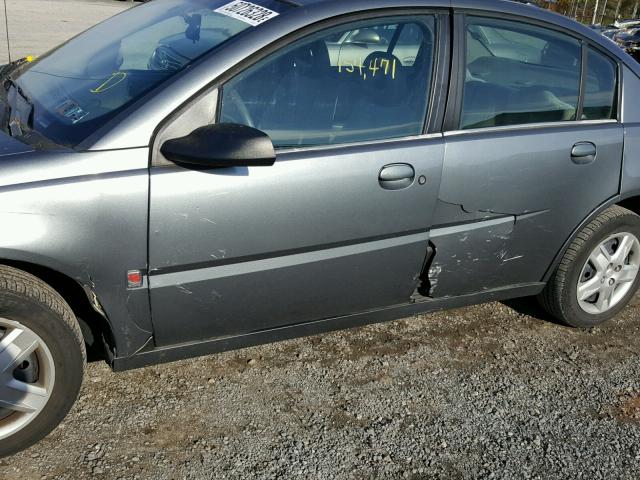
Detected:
left=539, top=205, right=640, bottom=328
left=0, top=265, right=85, bottom=458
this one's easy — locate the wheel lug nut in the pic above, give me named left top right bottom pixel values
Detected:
left=615, top=266, right=622, bottom=272
left=609, top=278, right=615, bottom=285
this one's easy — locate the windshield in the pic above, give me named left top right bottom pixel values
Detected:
left=1, top=0, right=292, bottom=148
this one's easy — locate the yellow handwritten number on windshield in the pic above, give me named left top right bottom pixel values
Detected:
left=338, top=57, right=397, bottom=81
left=91, top=72, right=128, bottom=94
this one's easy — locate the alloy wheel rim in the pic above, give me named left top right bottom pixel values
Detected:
left=577, top=232, right=640, bottom=315
left=0, top=318, right=55, bottom=441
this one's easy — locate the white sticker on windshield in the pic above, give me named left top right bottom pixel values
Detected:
left=215, top=1, right=279, bottom=26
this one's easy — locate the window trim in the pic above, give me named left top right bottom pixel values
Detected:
left=445, top=10, right=622, bottom=135
left=443, top=119, right=618, bottom=138
left=150, top=8, right=450, bottom=166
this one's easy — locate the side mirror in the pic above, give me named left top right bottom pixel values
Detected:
left=161, top=123, right=276, bottom=168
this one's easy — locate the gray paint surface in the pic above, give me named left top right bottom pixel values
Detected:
left=0, top=0, right=637, bottom=366
left=0, top=148, right=152, bottom=357
left=149, top=138, right=444, bottom=345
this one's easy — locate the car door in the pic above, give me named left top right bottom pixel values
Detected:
left=147, top=13, right=448, bottom=346
left=428, top=14, right=624, bottom=297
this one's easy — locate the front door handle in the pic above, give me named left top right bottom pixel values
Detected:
left=379, top=164, right=415, bottom=190
left=571, top=142, right=597, bottom=165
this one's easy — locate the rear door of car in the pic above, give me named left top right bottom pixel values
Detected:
left=428, top=12, right=624, bottom=297
left=147, top=10, right=450, bottom=346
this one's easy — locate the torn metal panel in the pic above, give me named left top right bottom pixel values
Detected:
left=430, top=198, right=507, bottom=227
left=427, top=208, right=586, bottom=298
left=428, top=215, right=516, bottom=297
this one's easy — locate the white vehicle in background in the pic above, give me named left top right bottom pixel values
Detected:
left=614, top=18, right=640, bottom=29
left=327, top=25, right=423, bottom=68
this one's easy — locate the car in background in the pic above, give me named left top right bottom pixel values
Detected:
left=614, top=18, right=640, bottom=29
left=1, top=0, right=640, bottom=460
left=615, top=27, right=640, bottom=59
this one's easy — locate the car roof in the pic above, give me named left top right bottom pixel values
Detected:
left=287, top=0, right=639, bottom=66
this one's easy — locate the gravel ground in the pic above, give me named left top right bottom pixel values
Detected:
left=2, top=296, right=640, bottom=479
left=2, top=2, right=640, bottom=479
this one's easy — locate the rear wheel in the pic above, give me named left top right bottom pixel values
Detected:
left=539, top=206, right=640, bottom=328
left=0, top=265, right=85, bottom=458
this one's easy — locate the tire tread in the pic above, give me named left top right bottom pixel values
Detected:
left=0, top=265, right=86, bottom=367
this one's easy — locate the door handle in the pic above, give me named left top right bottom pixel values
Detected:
left=571, top=142, right=597, bottom=165
left=379, top=164, right=415, bottom=190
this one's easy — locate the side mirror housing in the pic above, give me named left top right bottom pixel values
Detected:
left=161, top=123, right=276, bottom=168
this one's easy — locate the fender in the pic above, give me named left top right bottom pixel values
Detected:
left=542, top=195, right=621, bottom=283
left=0, top=147, right=153, bottom=358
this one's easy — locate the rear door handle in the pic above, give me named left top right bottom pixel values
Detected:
left=379, top=164, right=415, bottom=190
left=571, top=142, right=597, bottom=165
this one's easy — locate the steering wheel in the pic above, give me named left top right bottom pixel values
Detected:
left=223, top=87, right=254, bottom=128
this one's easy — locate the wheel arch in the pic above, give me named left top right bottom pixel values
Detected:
left=0, top=258, right=116, bottom=362
left=617, top=195, right=640, bottom=218
left=542, top=194, right=640, bottom=283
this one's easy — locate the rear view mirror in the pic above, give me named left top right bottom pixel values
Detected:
left=346, top=29, right=384, bottom=45
left=161, top=123, right=276, bottom=168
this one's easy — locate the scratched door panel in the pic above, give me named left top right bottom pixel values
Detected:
left=148, top=138, right=444, bottom=345
left=430, top=124, right=623, bottom=297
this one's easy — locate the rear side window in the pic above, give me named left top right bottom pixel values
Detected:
left=461, top=17, right=581, bottom=130
left=219, top=16, right=436, bottom=148
left=583, top=47, right=617, bottom=120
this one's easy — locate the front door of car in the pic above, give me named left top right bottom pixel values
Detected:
left=428, top=15, right=624, bottom=297
left=148, top=13, right=448, bottom=346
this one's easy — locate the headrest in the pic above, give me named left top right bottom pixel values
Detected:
left=289, top=40, right=331, bottom=76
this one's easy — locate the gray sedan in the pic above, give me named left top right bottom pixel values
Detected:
left=1, top=0, right=640, bottom=457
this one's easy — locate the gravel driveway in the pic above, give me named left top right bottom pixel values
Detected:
left=2, top=298, right=640, bottom=479
left=2, top=2, right=640, bottom=479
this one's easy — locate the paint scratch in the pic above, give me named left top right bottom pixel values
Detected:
left=177, top=285, right=193, bottom=296
left=502, top=255, right=524, bottom=263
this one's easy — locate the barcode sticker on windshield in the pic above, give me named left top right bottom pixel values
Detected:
left=215, top=1, right=279, bottom=26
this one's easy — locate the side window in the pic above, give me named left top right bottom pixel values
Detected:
left=461, top=18, right=581, bottom=130
left=219, top=16, right=436, bottom=148
left=583, top=47, right=617, bottom=120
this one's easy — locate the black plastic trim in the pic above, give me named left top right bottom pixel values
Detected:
left=426, top=12, right=451, bottom=135
left=577, top=40, right=588, bottom=121
left=161, top=123, right=276, bottom=168
left=443, top=13, right=464, bottom=132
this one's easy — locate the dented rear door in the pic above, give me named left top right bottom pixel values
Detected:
left=428, top=12, right=624, bottom=298
left=430, top=124, right=622, bottom=297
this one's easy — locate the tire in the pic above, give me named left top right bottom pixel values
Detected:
left=0, top=265, right=85, bottom=458
left=539, top=205, right=640, bottom=328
